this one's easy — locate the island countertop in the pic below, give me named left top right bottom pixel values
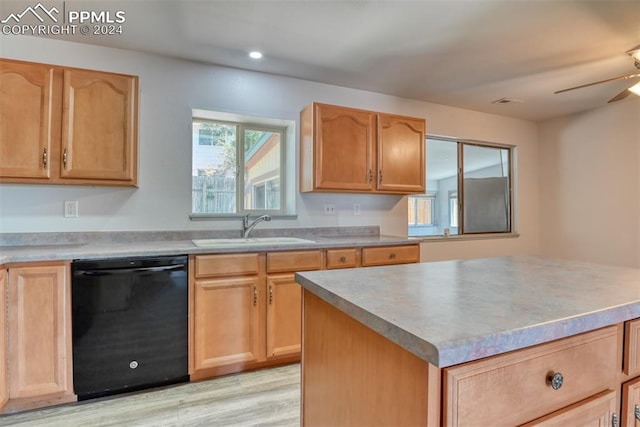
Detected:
left=295, top=255, right=640, bottom=368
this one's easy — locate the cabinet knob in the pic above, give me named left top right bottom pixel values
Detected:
left=634, top=404, right=640, bottom=421
left=546, top=372, right=563, bottom=390
left=389, top=253, right=396, bottom=259
left=340, top=256, right=346, bottom=263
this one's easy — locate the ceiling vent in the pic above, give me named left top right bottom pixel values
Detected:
left=492, top=98, right=524, bottom=105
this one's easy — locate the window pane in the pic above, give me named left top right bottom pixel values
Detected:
left=192, top=121, right=237, bottom=213
left=243, top=129, right=281, bottom=211
left=462, top=144, right=510, bottom=233
left=408, top=139, right=458, bottom=237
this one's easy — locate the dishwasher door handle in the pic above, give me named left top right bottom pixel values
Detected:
left=75, top=264, right=186, bottom=276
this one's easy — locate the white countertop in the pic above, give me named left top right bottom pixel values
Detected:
left=295, top=255, right=640, bottom=368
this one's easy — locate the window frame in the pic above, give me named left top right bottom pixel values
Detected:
left=408, top=136, right=515, bottom=238
left=191, top=117, right=287, bottom=217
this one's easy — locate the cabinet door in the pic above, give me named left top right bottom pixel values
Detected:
left=622, top=377, right=640, bottom=427
left=313, top=103, right=375, bottom=191
left=266, top=274, right=302, bottom=359
left=7, top=265, right=71, bottom=399
left=0, top=269, right=7, bottom=409
left=0, top=60, right=56, bottom=179
left=522, top=390, right=617, bottom=426
left=61, top=69, right=137, bottom=183
left=377, top=114, right=425, bottom=193
left=193, top=277, right=261, bottom=370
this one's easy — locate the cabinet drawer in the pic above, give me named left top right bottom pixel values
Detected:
left=267, top=250, right=322, bottom=273
left=624, top=318, right=640, bottom=376
left=521, top=389, right=617, bottom=426
left=326, top=248, right=359, bottom=269
left=195, top=253, right=260, bottom=278
left=361, top=245, right=419, bottom=266
left=443, top=325, right=621, bottom=427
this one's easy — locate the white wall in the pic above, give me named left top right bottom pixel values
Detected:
left=0, top=36, right=540, bottom=261
left=538, top=98, right=640, bottom=268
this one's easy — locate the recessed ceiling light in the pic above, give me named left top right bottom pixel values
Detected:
left=249, top=51, right=263, bottom=59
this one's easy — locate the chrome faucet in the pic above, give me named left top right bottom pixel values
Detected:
left=242, top=214, right=271, bottom=238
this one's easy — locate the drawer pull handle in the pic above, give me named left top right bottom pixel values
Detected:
left=340, top=256, right=346, bottom=263
left=389, top=253, right=396, bottom=259
left=634, top=404, right=640, bottom=421
left=546, top=372, right=563, bottom=390
left=612, top=412, right=618, bottom=427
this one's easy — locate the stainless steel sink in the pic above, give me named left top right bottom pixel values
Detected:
left=192, top=237, right=315, bottom=247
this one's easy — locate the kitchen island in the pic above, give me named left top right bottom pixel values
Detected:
left=295, top=256, right=640, bottom=426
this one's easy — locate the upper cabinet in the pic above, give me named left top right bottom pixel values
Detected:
left=300, top=102, right=425, bottom=194
left=0, top=58, right=138, bottom=186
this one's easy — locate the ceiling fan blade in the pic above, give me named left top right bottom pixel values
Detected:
left=554, top=73, right=640, bottom=94
left=608, top=88, right=633, bottom=103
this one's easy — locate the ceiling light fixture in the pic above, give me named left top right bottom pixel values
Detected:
left=249, top=51, right=263, bottom=59
left=627, top=45, right=640, bottom=61
left=629, top=82, right=640, bottom=96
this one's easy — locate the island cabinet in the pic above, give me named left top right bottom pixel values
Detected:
left=621, top=318, right=640, bottom=426
left=0, top=58, right=138, bottom=186
left=1, top=262, right=75, bottom=414
left=443, top=325, right=620, bottom=427
left=301, top=291, right=624, bottom=427
left=300, top=102, right=425, bottom=194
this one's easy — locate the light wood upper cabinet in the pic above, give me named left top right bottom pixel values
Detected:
left=0, top=58, right=138, bottom=186
left=61, top=69, right=138, bottom=182
left=0, top=269, right=7, bottom=410
left=0, top=60, right=57, bottom=180
left=300, top=102, right=426, bottom=194
left=6, top=264, right=73, bottom=402
left=377, top=114, right=425, bottom=193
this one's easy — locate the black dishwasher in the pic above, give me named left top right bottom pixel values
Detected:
left=71, top=255, right=189, bottom=400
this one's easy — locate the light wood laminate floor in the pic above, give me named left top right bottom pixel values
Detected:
left=0, top=364, right=300, bottom=427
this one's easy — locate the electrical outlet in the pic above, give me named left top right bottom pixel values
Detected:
left=324, top=204, right=336, bottom=215
left=64, top=200, right=78, bottom=218
left=353, top=204, right=361, bottom=216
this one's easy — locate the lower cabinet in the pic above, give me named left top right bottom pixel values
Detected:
left=193, top=275, right=261, bottom=371
left=266, top=250, right=323, bottom=360
left=443, top=325, right=620, bottom=427
left=191, top=244, right=420, bottom=380
left=622, top=377, right=640, bottom=427
left=190, top=250, right=323, bottom=380
left=3, top=263, right=75, bottom=413
left=522, top=390, right=618, bottom=426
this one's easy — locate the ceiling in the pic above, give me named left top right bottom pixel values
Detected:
left=2, top=0, right=639, bottom=121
